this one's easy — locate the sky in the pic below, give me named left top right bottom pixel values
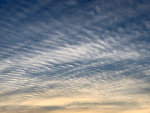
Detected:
left=0, top=0, right=150, bottom=113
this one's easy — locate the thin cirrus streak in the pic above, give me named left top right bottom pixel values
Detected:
left=0, top=0, right=150, bottom=113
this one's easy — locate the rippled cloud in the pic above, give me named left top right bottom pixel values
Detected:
left=0, top=0, right=150, bottom=113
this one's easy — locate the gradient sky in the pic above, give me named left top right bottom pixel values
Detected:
left=0, top=0, right=150, bottom=113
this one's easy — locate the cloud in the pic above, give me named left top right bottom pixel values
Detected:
left=0, top=0, right=150, bottom=113
left=0, top=105, right=65, bottom=113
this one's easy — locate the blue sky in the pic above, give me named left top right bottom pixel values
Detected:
left=0, top=0, right=150, bottom=113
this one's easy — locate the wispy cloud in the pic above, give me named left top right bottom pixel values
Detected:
left=0, top=0, right=150, bottom=113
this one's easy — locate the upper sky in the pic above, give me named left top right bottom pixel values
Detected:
left=0, top=0, right=150, bottom=113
